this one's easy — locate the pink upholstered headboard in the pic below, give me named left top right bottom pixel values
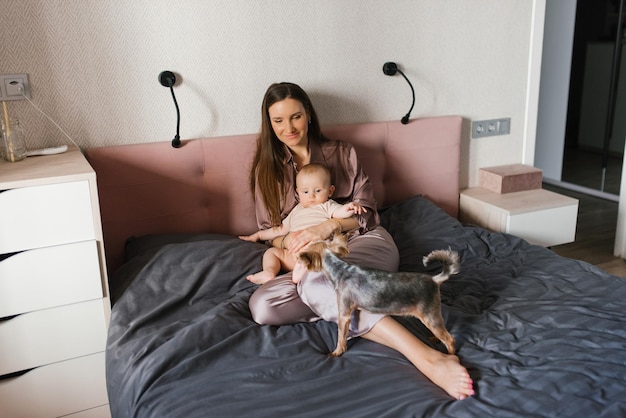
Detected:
left=86, top=116, right=462, bottom=275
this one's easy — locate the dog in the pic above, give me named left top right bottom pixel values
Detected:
left=298, top=233, right=459, bottom=357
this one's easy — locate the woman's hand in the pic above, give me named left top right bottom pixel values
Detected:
left=286, top=222, right=333, bottom=253
left=286, top=219, right=344, bottom=253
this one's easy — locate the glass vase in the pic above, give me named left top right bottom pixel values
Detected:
left=2, top=117, right=27, bottom=162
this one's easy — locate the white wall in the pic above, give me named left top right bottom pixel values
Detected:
left=0, top=0, right=542, bottom=189
left=534, top=0, right=577, bottom=181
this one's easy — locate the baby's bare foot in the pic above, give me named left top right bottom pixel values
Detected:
left=246, top=271, right=275, bottom=285
left=421, top=352, right=474, bottom=400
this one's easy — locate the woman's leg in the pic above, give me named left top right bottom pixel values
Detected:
left=300, top=276, right=474, bottom=399
left=249, top=273, right=320, bottom=325
left=362, top=316, right=474, bottom=400
left=299, top=227, right=473, bottom=400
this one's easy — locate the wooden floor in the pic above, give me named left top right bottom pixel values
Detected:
left=545, top=182, right=626, bottom=279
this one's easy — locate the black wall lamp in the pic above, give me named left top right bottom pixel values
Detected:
left=159, top=70, right=182, bottom=148
left=383, top=62, right=415, bottom=124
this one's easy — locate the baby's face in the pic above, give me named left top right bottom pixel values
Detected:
left=296, top=173, right=333, bottom=208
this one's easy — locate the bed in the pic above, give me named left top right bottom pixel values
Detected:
left=86, top=117, right=626, bottom=418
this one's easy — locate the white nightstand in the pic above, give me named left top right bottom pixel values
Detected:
left=460, top=187, right=579, bottom=247
left=0, top=147, right=111, bottom=417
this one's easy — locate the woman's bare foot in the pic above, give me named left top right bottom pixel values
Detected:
left=246, top=271, right=276, bottom=285
left=362, top=316, right=474, bottom=400
left=423, top=351, right=474, bottom=400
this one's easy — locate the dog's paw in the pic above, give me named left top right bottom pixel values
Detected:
left=329, top=344, right=347, bottom=357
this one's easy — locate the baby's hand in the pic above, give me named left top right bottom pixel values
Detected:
left=238, top=233, right=259, bottom=242
left=345, top=202, right=367, bottom=215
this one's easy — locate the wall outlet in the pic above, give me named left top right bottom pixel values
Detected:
left=472, top=117, right=511, bottom=138
left=0, top=74, right=31, bottom=101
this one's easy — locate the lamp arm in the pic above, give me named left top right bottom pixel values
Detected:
left=159, top=70, right=182, bottom=148
left=397, top=69, right=415, bottom=124
left=170, top=85, right=181, bottom=148
left=382, top=62, right=416, bottom=124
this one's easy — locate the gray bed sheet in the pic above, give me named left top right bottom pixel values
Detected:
left=106, top=196, right=626, bottom=418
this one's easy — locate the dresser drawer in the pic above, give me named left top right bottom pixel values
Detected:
left=0, top=240, right=103, bottom=318
left=0, top=299, right=107, bottom=376
left=0, top=352, right=108, bottom=418
left=0, top=180, right=96, bottom=254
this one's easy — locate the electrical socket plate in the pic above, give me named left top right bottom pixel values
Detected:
left=472, top=117, right=511, bottom=138
left=0, top=74, right=31, bottom=101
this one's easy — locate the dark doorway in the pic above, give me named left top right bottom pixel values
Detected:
left=563, top=0, right=625, bottom=196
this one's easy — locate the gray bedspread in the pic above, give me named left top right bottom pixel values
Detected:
left=106, top=196, right=626, bottom=417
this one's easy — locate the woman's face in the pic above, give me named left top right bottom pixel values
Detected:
left=268, top=98, right=309, bottom=149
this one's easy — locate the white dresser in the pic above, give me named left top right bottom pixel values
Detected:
left=0, top=148, right=111, bottom=417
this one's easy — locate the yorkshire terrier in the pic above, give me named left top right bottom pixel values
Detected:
left=298, top=233, right=459, bottom=357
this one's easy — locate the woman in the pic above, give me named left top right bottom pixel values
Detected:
left=248, top=82, right=474, bottom=400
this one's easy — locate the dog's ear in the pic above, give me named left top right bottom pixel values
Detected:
left=298, top=252, right=313, bottom=269
left=345, top=230, right=358, bottom=241
left=329, top=233, right=349, bottom=257
left=299, top=251, right=323, bottom=271
left=332, top=244, right=349, bottom=258
left=335, top=231, right=348, bottom=243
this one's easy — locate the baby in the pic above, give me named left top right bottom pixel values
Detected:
left=239, top=163, right=365, bottom=284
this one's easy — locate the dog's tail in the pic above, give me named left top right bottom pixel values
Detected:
left=423, top=249, right=460, bottom=284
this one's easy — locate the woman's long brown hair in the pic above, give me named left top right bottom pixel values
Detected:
left=250, top=82, right=326, bottom=226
